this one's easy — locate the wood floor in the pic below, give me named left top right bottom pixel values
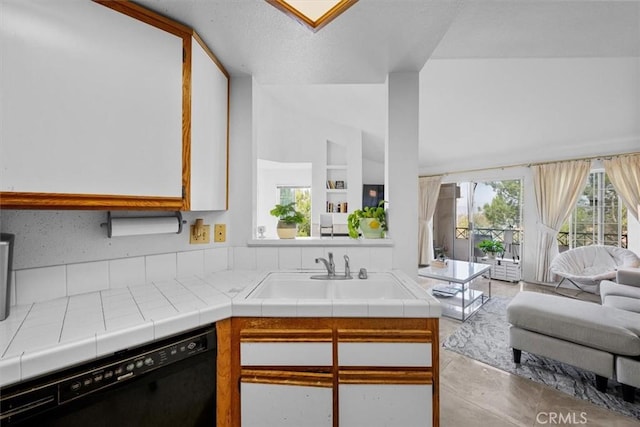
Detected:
left=415, top=277, right=639, bottom=427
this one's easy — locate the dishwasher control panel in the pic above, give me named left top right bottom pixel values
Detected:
left=59, top=331, right=210, bottom=403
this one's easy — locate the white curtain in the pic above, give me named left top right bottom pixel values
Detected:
left=533, top=160, right=590, bottom=282
left=418, top=175, right=443, bottom=265
left=604, top=154, right=640, bottom=222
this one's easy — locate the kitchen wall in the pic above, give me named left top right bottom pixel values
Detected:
left=0, top=210, right=228, bottom=271
left=256, top=85, right=363, bottom=229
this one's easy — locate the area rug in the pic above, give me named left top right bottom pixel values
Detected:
left=442, top=296, right=640, bottom=420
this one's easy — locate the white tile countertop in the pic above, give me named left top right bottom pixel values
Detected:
left=0, top=269, right=440, bottom=388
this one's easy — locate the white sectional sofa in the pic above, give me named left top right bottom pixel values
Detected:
left=507, top=267, right=640, bottom=402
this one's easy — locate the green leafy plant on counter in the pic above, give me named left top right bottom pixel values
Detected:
left=347, top=200, right=387, bottom=239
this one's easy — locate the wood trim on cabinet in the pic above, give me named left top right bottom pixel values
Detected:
left=431, top=318, right=440, bottom=427
left=236, top=317, right=335, bottom=331
left=216, top=319, right=234, bottom=427
left=192, top=31, right=230, bottom=78
left=337, top=329, right=432, bottom=343
left=95, top=0, right=193, bottom=211
left=224, top=317, right=440, bottom=427
left=181, top=31, right=192, bottom=211
left=3, top=1, right=230, bottom=211
left=1, top=1, right=193, bottom=211
left=241, top=369, right=333, bottom=388
left=0, top=192, right=184, bottom=210
left=339, top=369, right=433, bottom=385
left=241, top=329, right=333, bottom=342
left=94, top=0, right=192, bottom=38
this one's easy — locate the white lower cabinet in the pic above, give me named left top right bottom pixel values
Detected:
left=339, top=383, right=432, bottom=427
left=226, top=318, right=438, bottom=427
left=241, top=381, right=333, bottom=427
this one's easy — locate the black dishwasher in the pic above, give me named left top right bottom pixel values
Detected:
left=0, top=325, right=216, bottom=427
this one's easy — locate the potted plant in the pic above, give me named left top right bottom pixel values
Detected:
left=270, top=202, right=305, bottom=239
left=477, top=239, right=505, bottom=258
left=347, top=200, right=387, bottom=239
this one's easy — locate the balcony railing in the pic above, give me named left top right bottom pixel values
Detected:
left=455, top=227, right=522, bottom=244
left=455, top=227, right=627, bottom=249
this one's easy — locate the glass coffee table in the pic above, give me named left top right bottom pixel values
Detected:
left=418, top=260, right=491, bottom=321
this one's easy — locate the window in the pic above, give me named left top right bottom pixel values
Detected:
left=560, top=171, right=627, bottom=249
left=277, top=186, right=311, bottom=237
left=453, top=179, right=523, bottom=260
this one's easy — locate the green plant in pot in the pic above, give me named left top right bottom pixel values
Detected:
left=270, top=202, right=304, bottom=239
left=477, top=239, right=505, bottom=258
left=347, top=201, right=387, bottom=239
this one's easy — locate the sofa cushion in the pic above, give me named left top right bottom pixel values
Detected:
left=600, top=280, right=640, bottom=300
left=603, top=296, right=640, bottom=314
left=617, top=267, right=640, bottom=287
left=507, top=292, right=640, bottom=356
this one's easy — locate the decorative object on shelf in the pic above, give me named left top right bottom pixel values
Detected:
left=335, top=180, right=345, bottom=189
left=477, top=239, right=505, bottom=259
left=102, top=212, right=185, bottom=238
left=326, top=201, right=348, bottom=213
left=270, top=202, right=304, bottom=239
left=347, top=200, right=387, bottom=239
left=362, top=184, right=384, bottom=208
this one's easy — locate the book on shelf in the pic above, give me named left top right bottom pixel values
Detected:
left=326, top=180, right=347, bottom=190
left=326, top=201, right=348, bottom=213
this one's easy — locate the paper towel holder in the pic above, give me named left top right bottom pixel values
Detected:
left=102, top=212, right=186, bottom=238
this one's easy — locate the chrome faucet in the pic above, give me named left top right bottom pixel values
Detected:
left=343, top=255, right=352, bottom=279
left=312, top=252, right=353, bottom=280
left=315, top=252, right=336, bottom=277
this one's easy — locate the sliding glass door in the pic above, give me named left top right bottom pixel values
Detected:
left=447, top=179, right=523, bottom=263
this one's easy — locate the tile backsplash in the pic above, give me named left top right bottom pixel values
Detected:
left=10, top=246, right=393, bottom=306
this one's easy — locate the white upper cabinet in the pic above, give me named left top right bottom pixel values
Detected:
left=0, top=0, right=229, bottom=211
left=189, top=35, right=229, bottom=211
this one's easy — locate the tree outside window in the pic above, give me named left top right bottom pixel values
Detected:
left=560, top=171, right=627, bottom=250
left=277, top=186, right=311, bottom=237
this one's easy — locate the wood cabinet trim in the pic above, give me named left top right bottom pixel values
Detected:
left=242, top=369, right=333, bottom=388
left=1, top=1, right=232, bottom=211
left=339, top=369, right=433, bottom=385
left=241, top=329, right=333, bottom=342
left=337, top=329, right=432, bottom=342
left=225, top=317, right=440, bottom=427
left=181, top=32, right=192, bottom=211
left=94, top=0, right=192, bottom=38
left=216, top=319, right=234, bottom=427
left=0, top=192, right=184, bottom=210
left=96, top=0, right=193, bottom=211
left=192, top=31, right=230, bottom=78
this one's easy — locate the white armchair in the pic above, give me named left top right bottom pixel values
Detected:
left=549, top=245, right=640, bottom=293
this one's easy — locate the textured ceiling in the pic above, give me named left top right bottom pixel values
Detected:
left=133, top=0, right=640, bottom=171
left=135, top=0, right=639, bottom=82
